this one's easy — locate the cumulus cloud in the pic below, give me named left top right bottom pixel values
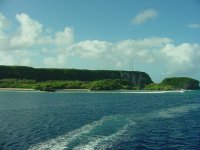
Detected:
left=0, top=13, right=8, bottom=29
left=0, top=51, right=15, bottom=65
left=188, top=23, right=200, bottom=29
left=0, top=12, right=74, bottom=67
left=10, top=13, right=43, bottom=48
left=0, top=13, right=8, bottom=44
left=161, top=43, right=200, bottom=75
left=1, top=13, right=74, bottom=50
left=114, top=37, right=172, bottom=64
left=132, top=9, right=158, bottom=25
left=0, top=50, right=31, bottom=66
left=71, top=40, right=112, bottom=58
left=44, top=55, right=67, bottom=67
left=55, top=27, right=74, bottom=46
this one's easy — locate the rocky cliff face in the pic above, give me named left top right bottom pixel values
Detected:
left=0, top=65, right=153, bottom=88
left=120, top=71, right=153, bottom=87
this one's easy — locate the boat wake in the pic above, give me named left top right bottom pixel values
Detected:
left=28, top=116, right=134, bottom=150
left=29, top=103, right=200, bottom=150
left=156, top=104, right=200, bottom=118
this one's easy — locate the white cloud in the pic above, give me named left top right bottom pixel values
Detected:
left=10, top=13, right=43, bottom=48
left=9, top=13, right=74, bottom=49
left=0, top=13, right=8, bottom=29
left=161, top=43, right=200, bottom=75
left=0, top=13, right=8, bottom=43
left=0, top=51, right=15, bottom=65
left=44, top=55, right=67, bottom=67
left=188, top=23, right=200, bottom=29
left=71, top=40, right=112, bottom=58
left=132, top=9, right=158, bottom=25
left=0, top=50, right=31, bottom=66
left=116, top=61, right=123, bottom=67
left=37, top=35, right=53, bottom=45
left=0, top=12, right=74, bottom=67
left=55, top=27, right=74, bottom=46
left=115, top=37, right=172, bottom=64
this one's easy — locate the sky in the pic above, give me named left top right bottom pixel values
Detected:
left=0, top=0, right=200, bottom=82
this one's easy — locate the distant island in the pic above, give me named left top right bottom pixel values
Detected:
left=0, top=65, right=199, bottom=92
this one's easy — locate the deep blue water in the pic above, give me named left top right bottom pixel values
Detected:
left=0, top=90, right=200, bottom=150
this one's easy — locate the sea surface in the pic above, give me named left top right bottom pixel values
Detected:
left=0, top=90, right=200, bottom=150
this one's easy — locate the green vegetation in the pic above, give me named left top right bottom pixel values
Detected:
left=0, top=66, right=199, bottom=91
left=145, top=77, right=199, bottom=91
left=0, top=79, right=36, bottom=89
left=89, top=79, right=129, bottom=90
left=144, top=83, right=175, bottom=91
left=0, top=65, right=153, bottom=91
left=161, top=77, right=200, bottom=90
left=0, top=79, right=131, bottom=91
left=34, top=80, right=86, bottom=91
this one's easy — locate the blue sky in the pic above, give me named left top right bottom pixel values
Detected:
left=0, top=0, right=200, bottom=82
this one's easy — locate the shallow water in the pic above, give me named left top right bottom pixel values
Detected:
left=0, top=90, right=200, bottom=150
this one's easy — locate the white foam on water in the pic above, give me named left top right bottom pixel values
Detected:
left=28, top=115, right=133, bottom=150
left=156, top=104, right=200, bottom=118
left=28, top=116, right=109, bottom=150
left=73, top=120, right=135, bottom=150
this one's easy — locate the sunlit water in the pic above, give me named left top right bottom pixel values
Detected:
left=0, top=90, right=200, bottom=150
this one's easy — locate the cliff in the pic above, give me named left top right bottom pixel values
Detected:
left=0, top=65, right=153, bottom=87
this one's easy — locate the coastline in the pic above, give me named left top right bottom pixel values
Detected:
left=0, top=88, right=190, bottom=93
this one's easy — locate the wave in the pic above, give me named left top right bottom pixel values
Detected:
left=28, top=116, right=135, bottom=150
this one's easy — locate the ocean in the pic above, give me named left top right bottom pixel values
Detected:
left=0, top=90, right=200, bottom=150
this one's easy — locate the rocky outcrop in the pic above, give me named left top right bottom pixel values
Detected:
left=161, top=77, right=200, bottom=90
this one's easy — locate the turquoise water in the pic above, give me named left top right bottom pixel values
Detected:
left=0, top=90, right=200, bottom=150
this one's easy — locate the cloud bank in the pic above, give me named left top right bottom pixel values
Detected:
left=0, top=12, right=200, bottom=81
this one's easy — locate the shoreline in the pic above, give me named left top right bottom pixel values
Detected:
left=0, top=88, right=192, bottom=93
